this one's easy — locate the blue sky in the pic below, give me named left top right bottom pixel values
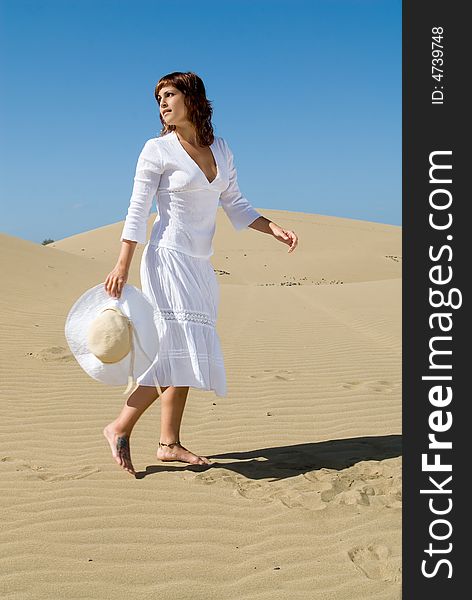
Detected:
left=0, top=0, right=401, bottom=244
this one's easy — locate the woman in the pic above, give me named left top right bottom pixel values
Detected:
left=103, top=71, right=298, bottom=475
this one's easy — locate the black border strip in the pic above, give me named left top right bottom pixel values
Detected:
left=403, top=1, right=466, bottom=595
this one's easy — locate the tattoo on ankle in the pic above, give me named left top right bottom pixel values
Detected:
left=116, top=436, right=129, bottom=451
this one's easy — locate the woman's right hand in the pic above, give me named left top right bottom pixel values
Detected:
left=104, top=264, right=129, bottom=298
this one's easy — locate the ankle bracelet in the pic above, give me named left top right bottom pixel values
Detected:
left=159, top=440, right=181, bottom=448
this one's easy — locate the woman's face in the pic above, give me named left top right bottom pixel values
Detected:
left=157, top=86, right=188, bottom=127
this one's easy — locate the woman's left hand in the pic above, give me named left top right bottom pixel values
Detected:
left=270, top=223, right=298, bottom=253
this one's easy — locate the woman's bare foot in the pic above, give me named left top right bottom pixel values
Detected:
left=157, top=441, right=210, bottom=465
left=103, top=425, right=136, bottom=475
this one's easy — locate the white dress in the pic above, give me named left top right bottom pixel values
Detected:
left=120, top=130, right=261, bottom=398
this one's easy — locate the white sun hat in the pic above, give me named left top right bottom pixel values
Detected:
left=65, top=283, right=163, bottom=397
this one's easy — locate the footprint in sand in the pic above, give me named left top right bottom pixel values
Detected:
left=29, top=346, right=74, bottom=362
left=2, top=457, right=100, bottom=482
left=320, top=479, right=370, bottom=507
left=384, top=255, right=402, bottom=262
left=183, top=457, right=401, bottom=513
left=348, top=543, right=402, bottom=583
left=184, top=469, right=327, bottom=511
left=339, top=379, right=396, bottom=394
left=180, top=454, right=401, bottom=514
left=304, top=458, right=402, bottom=510
left=248, top=369, right=295, bottom=382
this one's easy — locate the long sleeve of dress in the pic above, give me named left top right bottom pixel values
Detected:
left=120, top=139, right=164, bottom=244
left=219, top=139, right=261, bottom=231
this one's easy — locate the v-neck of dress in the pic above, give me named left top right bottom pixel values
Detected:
left=171, top=130, right=219, bottom=185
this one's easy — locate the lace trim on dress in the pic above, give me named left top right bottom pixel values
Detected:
left=156, top=308, right=216, bottom=328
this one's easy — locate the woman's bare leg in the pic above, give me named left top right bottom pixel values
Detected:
left=157, top=386, right=210, bottom=465
left=104, top=384, right=210, bottom=474
left=103, top=384, right=169, bottom=475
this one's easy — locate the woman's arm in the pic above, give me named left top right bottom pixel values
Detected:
left=117, top=239, right=137, bottom=270
left=218, top=140, right=262, bottom=230
left=248, top=215, right=276, bottom=234
left=104, top=240, right=137, bottom=298
left=248, top=215, right=299, bottom=253
left=219, top=140, right=298, bottom=253
left=120, top=138, right=164, bottom=245
left=104, top=139, right=163, bottom=298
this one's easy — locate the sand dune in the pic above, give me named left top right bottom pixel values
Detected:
left=0, top=209, right=401, bottom=599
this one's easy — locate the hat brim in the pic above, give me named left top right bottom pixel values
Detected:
left=65, top=283, right=159, bottom=386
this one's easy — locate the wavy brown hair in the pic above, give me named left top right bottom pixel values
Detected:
left=154, top=71, right=215, bottom=146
